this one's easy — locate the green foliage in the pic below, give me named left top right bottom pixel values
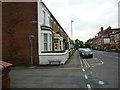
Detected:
left=105, top=46, right=118, bottom=50
left=111, top=46, right=117, bottom=49
left=96, top=46, right=104, bottom=50
left=79, top=41, right=84, bottom=48
left=84, top=39, right=92, bottom=48
left=74, top=39, right=84, bottom=49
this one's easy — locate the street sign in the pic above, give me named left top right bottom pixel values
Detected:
left=29, top=39, right=32, bottom=45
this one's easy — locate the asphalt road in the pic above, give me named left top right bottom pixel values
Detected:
left=10, top=50, right=119, bottom=89
left=80, top=50, right=119, bottom=89
left=91, top=50, right=118, bottom=88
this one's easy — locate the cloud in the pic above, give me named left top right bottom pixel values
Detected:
left=42, top=0, right=119, bottom=42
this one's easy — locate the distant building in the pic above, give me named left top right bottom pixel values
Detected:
left=91, top=26, right=120, bottom=49
left=110, top=29, right=120, bottom=48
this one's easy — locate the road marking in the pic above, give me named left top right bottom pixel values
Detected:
left=87, top=84, right=91, bottom=90
left=83, top=59, right=91, bottom=68
left=98, top=80, right=105, bottom=85
left=83, top=59, right=87, bottom=68
left=82, top=68, right=85, bottom=72
left=85, top=74, right=88, bottom=79
left=12, top=67, right=82, bottom=70
left=59, top=68, right=81, bottom=70
left=93, top=57, right=104, bottom=65
left=80, top=59, right=83, bottom=68
left=85, top=59, right=91, bottom=68
left=101, top=61, right=104, bottom=64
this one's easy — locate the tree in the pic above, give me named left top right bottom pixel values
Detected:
left=79, top=41, right=84, bottom=48
left=74, top=39, right=84, bottom=49
left=84, top=39, right=92, bottom=48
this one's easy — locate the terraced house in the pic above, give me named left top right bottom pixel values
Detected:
left=91, top=26, right=120, bottom=50
left=2, top=0, right=74, bottom=65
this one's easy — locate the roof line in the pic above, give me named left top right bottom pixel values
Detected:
left=41, top=1, right=69, bottom=37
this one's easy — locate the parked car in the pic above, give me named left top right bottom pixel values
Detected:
left=79, top=48, right=93, bottom=58
left=79, top=48, right=84, bottom=54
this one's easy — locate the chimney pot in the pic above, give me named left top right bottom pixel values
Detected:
left=101, top=27, right=103, bottom=32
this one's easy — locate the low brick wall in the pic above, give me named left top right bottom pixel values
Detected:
left=0, top=61, right=12, bottom=89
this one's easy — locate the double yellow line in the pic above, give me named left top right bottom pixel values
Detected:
left=82, top=59, right=91, bottom=68
left=12, top=67, right=82, bottom=71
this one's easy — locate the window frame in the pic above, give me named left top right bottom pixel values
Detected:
left=42, top=31, right=52, bottom=52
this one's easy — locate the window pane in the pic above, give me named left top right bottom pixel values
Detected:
left=55, top=43, right=58, bottom=49
left=44, top=34, right=48, bottom=51
left=44, top=43, right=48, bottom=51
left=44, top=34, right=47, bottom=42
left=49, top=35, right=52, bottom=51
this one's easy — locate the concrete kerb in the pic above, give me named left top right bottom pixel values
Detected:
left=11, top=64, right=61, bottom=70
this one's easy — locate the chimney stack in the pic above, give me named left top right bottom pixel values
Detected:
left=100, top=27, right=103, bottom=32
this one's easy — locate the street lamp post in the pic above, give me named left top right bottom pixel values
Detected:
left=71, top=20, right=74, bottom=40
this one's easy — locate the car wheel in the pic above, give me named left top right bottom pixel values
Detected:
left=91, top=55, right=93, bottom=58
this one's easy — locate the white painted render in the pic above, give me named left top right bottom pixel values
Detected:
left=41, top=4, right=50, bottom=27
left=60, top=37, right=64, bottom=51
left=37, top=0, right=41, bottom=55
left=68, top=38, right=71, bottom=49
left=37, top=0, right=73, bottom=64
left=38, top=0, right=51, bottom=54
left=39, top=50, right=69, bottom=64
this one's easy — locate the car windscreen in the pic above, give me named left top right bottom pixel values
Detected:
left=83, top=50, right=91, bottom=53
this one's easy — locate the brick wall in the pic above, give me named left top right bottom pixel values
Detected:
left=2, top=2, right=39, bottom=65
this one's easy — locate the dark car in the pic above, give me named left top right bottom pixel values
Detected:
left=80, top=48, right=93, bottom=58
left=79, top=48, right=84, bottom=54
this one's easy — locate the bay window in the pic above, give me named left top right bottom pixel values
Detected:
left=41, top=26, right=53, bottom=52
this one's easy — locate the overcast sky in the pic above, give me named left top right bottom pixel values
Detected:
left=43, top=0, right=119, bottom=42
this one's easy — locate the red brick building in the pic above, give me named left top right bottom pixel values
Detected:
left=110, top=29, right=120, bottom=48
left=91, top=26, right=120, bottom=50
left=102, top=26, right=111, bottom=48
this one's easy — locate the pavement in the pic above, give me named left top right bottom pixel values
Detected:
left=11, top=50, right=81, bottom=70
